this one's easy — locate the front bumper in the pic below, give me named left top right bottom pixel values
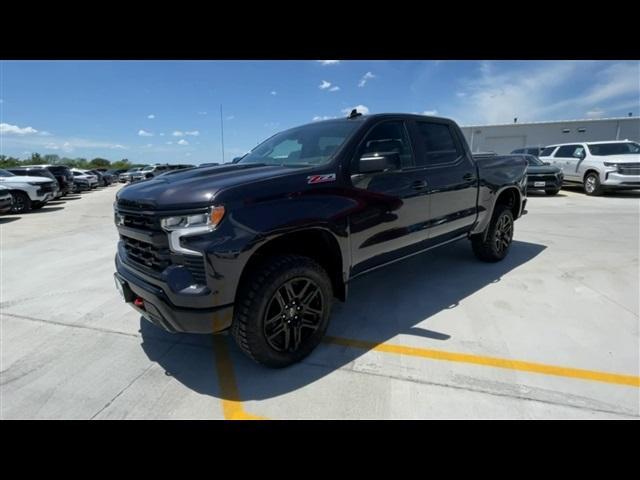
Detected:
left=602, top=171, right=640, bottom=189
left=114, top=251, right=233, bottom=334
left=0, top=195, right=13, bottom=213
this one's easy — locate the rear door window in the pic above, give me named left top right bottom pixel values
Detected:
left=414, top=122, right=462, bottom=166
left=554, top=145, right=581, bottom=157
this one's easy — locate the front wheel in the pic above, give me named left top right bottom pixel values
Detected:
left=471, top=204, right=514, bottom=262
left=545, top=188, right=560, bottom=196
left=231, top=255, right=333, bottom=368
left=584, top=173, right=604, bottom=196
left=10, top=192, right=31, bottom=213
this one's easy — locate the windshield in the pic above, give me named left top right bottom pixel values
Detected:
left=73, top=172, right=84, bottom=176
left=141, top=166, right=153, bottom=172
left=587, top=142, right=640, bottom=156
left=525, top=155, right=545, bottom=166
left=0, top=169, right=16, bottom=177
left=238, top=121, right=359, bottom=167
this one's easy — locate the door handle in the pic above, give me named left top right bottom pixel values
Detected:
left=411, top=180, right=428, bottom=190
left=463, top=173, right=476, bottom=181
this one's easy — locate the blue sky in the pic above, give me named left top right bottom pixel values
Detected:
left=1, top=60, right=638, bottom=165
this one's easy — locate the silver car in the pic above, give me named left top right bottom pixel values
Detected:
left=539, top=140, right=640, bottom=195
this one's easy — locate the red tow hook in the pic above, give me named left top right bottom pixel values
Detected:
left=133, top=297, right=145, bottom=310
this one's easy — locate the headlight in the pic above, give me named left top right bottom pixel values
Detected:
left=161, top=206, right=225, bottom=231
left=28, top=182, right=45, bottom=186
left=161, top=206, right=225, bottom=256
left=603, top=162, right=619, bottom=167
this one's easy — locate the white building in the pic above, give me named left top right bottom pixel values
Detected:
left=459, top=116, right=640, bottom=154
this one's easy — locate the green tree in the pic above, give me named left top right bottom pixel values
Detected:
left=89, top=157, right=111, bottom=168
left=29, top=153, right=43, bottom=165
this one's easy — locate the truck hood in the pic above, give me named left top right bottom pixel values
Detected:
left=0, top=175, right=52, bottom=184
left=527, top=165, right=562, bottom=174
left=116, top=163, right=295, bottom=210
left=595, top=154, right=640, bottom=163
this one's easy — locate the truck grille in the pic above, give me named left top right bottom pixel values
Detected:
left=117, top=209, right=207, bottom=284
left=120, top=211, right=158, bottom=230
left=618, top=163, right=640, bottom=175
left=528, top=174, right=560, bottom=183
left=36, top=182, right=56, bottom=194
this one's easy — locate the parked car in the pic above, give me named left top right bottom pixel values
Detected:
left=519, top=154, right=563, bottom=195
left=114, top=112, right=527, bottom=368
left=119, top=167, right=144, bottom=183
left=0, top=169, right=58, bottom=213
left=71, top=168, right=98, bottom=190
left=87, top=169, right=110, bottom=187
left=71, top=172, right=91, bottom=192
left=511, top=146, right=546, bottom=156
left=17, top=164, right=74, bottom=197
left=71, top=169, right=98, bottom=189
left=130, top=164, right=175, bottom=182
left=0, top=185, right=13, bottom=214
left=539, top=140, right=640, bottom=195
left=6, top=167, right=61, bottom=199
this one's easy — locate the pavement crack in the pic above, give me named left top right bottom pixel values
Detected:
left=89, top=338, right=183, bottom=420
left=1, top=312, right=141, bottom=339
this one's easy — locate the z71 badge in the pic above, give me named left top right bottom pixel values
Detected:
left=307, top=174, right=336, bottom=184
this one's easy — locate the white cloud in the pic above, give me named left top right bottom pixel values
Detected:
left=172, top=130, right=199, bottom=137
left=138, top=129, right=154, bottom=137
left=145, top=143, right=153, bottom=147
left=198, top=111, right=208, bottom=115
left=318, top=60, right=340, bottom=66
left=341, top=104, right=370, bottom=115
left=1, top=123, right=38, bottom=135
left=456, top=92, right=467, bottom=98
left=319, top=80, right=331, bottom=90
left=270, top=91, right=277, bottom=96
left=227, top=115, right=235, bottom=120
left=423, top=110, right=439, bottom=116
left=166, top=141, right=173, bottom=145
left=312, top=115, right=336, bottom=121
left=329, top=86, right=340, bottom=92
left=358, top=71, right=376, bottom=87
left=159, top=133, right=165, bottom=136
left=451, top=61, right=640, bottom=124
left=147, top=114, right=155, bottom=119
left=586, top=108, right=605, bottom=118
left=38, top=131, right=53, bottom=136
left=177, top=139, right=189, bottom=145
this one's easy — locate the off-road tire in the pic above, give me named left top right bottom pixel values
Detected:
left=471, top=204, right=514, bottom=262
left=231, top=254, right=333, bottom=368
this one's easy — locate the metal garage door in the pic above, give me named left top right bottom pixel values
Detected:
left=481, top=135, right=527, bottom=154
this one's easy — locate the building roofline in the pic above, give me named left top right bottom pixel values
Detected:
left=460, top=117, right=638, bottom=128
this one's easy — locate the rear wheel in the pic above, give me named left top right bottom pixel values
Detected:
left=10, top=192, right=31, bottom=213
left=231, top=255, right=333, bottom=368
left=584, top=172, right=603, bottom=196
left=471, top=204, right=514, bottom=262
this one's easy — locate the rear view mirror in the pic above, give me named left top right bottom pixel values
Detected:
left=357, top=153, right=400, bottom=174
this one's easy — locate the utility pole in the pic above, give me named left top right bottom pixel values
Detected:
left=220, top=104, right=225, bottom=163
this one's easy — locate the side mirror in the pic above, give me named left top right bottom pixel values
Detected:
left=357, top=153, right=400, bottom=174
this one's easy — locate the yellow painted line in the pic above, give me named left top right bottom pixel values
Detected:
left=212, top=335, right=268, bottom=420
left=323, top=336, right=640, bottom=388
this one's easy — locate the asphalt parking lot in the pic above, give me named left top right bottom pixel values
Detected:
left=1, top=185, right=639, bottom=419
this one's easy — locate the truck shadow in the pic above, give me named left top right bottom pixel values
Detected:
left=140, top=239, right=546, bottom=402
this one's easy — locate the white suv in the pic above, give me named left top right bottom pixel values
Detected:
left=0, top=168, right=58, bottom=213
left=539, top=141, right=640, bottom=195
